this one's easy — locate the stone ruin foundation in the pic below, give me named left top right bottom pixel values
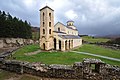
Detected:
left=0, top=58, right=120, bottom=80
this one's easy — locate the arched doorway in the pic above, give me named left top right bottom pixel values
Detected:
left=54, top=38, right=56, bottom=50
left=69, top=40, right=70, bottom=49
left=59, top=40, right=61, bottom=50
left=65, top=40, right=67, bottom=50
left=43, top=43, right=45, bottom=50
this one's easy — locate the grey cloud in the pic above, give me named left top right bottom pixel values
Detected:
left=0, top=0, right=120, bottom=36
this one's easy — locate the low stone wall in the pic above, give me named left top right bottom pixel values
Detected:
left=0, top=38, right=35, bottom=48
left=0, top=58, right=120, bottom=79
left=0, top=48, right=119, bottom=79
left=0, top=47, right=19, bottom=59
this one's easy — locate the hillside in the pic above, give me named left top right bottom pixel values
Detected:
left=96, top=34, right=120, bottom=39
left=31, top=27, right=39, bottom=40
left=81, top=36, right=110, bottom=43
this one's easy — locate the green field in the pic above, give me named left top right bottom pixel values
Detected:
left=82, top=36, right=110, bottom=43
left=13, top=44, right=40, bottom=56
left=12, top=44, right=120, bottom=66
left=74, top=44, right=120, bottom=59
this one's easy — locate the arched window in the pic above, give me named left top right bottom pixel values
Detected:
left=43, top=12, right=44, bottom=21
left=43, top=29, right=45, bottom=34
left=49, top=29, right=51, bottom=34
left=69, top=23, right=71, bottom=26
left=49, top=13, right=51, bottom=20
left=49, top=22, right=51, bottom=27
left=43, top=22, right=45, bottom=27
left=58, top=28, right=60, bottom=32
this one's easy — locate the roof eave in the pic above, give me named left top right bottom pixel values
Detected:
left=40, top=6, right=54, bottom=11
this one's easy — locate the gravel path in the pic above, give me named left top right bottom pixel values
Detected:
left=71, top=51, right=120, bottom=62
left=25, top=50, right=41, bottom=56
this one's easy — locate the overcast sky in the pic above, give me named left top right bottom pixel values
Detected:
left=0, top=0, right=120, bottom=36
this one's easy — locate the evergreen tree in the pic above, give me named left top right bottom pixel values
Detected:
left=0, top=10, right=32, bottom=39
left=0, top=11, right=7, bottom=37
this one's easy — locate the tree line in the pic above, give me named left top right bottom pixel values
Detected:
left=0, top=10, right=32, bottom=39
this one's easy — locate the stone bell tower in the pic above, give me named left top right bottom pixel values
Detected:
left=39, top=6, right=54, bottom=50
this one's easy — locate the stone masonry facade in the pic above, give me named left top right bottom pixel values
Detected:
left=39, top=6, right=82, bottom=51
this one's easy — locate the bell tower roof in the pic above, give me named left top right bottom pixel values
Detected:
left=67, top=20, right=74, bottom=23
left=40, top=6, right=54, bottom=11
left=67, top=20, right=74, bottom=26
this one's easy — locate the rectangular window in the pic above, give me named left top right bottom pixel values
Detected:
left=43, top=29, right=45, bottom=34
left=49, top=29, right=51, bottom=34
left=43, top=22, right=45, bottom=27
left=58, top=28, right=60, bottom=32
left=43, top=12, right=44, bottom=21
left=91, top=64, right=99, bottom=73
left=49, top=22, right=51, bottom=27
left=49, top=13, right=51, bottom=20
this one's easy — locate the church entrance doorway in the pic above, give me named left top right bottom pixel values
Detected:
left=43, top=43, right=45, bottom=50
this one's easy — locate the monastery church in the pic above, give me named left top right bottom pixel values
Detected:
left=40, top=6, right=82, bottom=51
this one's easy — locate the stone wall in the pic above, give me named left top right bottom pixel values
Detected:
left=0, top=38, right=35, bottom=48
left=0, top=58, right=119, bottom=79
left=73, top=39, right=82, bottom=48
left=0, top=40, right=4, bottom=48
left=0, top=49, right=119, bottom=79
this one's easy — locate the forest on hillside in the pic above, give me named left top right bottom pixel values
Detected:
left=0, top=10, right=32, bottom=39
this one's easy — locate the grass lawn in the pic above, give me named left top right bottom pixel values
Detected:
left=13, top=44, right=40, bottom=56
left=82, top=36, right=110, bottom=43
left=12, top=44, right=120, bottom=66
left=14, top=52, right=120, bottom=66
left=74, top=44, right=120, bottom=59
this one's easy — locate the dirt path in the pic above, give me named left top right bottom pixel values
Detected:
left=5, top=73, right=75, bottom=80
left=5, top=77, right=21, bottom=80
left=71, top=51, right=120, bottom=62
left=25, top=50, right=41, bottom=56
